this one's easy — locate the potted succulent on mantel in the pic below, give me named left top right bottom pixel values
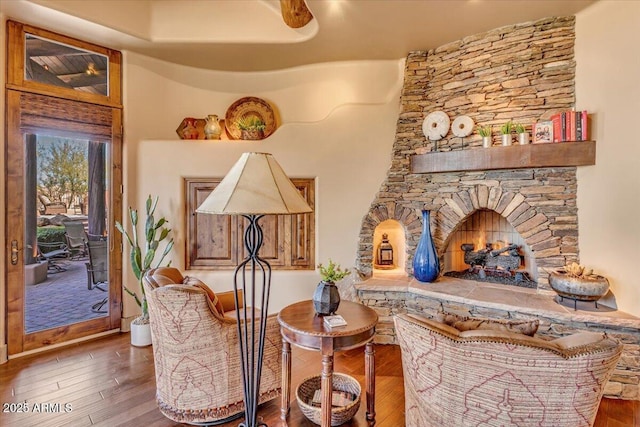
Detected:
left=313, top=260, right=351, bottom=315
left=514, top=122, right=529, bottom=145
left=500, top=121, right=514, bottom=146
left=477, top=125, right=492, bottom=148
left=116, top=195, right=174, bottom=346
left=235, top=115, right=266, bottom=140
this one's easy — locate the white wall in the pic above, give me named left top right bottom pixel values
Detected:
left=575, top=1, right=640, bottom=316
left=123, top=53, right=403, bottom=316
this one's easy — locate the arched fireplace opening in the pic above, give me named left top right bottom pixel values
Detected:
left=443, top=209, right=538, bottom=287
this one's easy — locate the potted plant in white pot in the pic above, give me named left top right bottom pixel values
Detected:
left=116, top=195, right=174, bottom=346
left=477, top=125, right=492, bottom=148
left=500, top=121, right=513, bottom=146
left=514, top=122, right=529, bottom=145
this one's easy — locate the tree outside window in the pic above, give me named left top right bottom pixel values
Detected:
left=36, top=136, right=88, bottom=210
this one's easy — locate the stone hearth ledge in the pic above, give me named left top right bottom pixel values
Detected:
left=355, top=275, right=640, bottom=400
left=356, top=275, right=640, bottom=329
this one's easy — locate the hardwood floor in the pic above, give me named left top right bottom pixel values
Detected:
left=0, top=332, right=637, bottom=426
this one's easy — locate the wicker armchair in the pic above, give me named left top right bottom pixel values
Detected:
left=143, top=267, right=282, bottom=425
left=394, top=313, right=622, bottom=427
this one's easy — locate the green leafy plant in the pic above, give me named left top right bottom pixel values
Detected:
left=500, top=121, right=514, bottom=135
left=514, top=123, right=527, bottom=134
left=116, top=195, right=174, bottom=321
left=477, top=125, right=492, bottom=138
left=235, top=115, right=266, bottom=131
left=36, top=226, right=66, bottom=244
left=317, top=259, right=351, bottom=283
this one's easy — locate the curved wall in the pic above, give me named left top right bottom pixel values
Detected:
left=123, top=54, right=403, bottom=318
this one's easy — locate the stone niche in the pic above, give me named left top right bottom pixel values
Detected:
left=372, top=219, right=406, bottom=275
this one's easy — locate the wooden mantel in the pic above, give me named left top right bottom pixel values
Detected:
left=411, top=141, right=596, bottom=174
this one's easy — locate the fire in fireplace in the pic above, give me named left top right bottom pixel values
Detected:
left=443, top=209, right=537, bottom=288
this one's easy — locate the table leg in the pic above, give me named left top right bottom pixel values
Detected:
left=321, top=353, right=334, bottom=427
left=365, top=342, right=376, bottom=422
left=281, top=339, right=291, bottom=421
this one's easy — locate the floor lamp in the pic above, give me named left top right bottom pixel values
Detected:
left=196, top=152, right=312, bottom=427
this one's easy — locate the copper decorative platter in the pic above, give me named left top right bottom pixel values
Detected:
left=225, top=96, right=277, bottom=140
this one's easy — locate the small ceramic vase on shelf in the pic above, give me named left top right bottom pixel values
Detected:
left=413, top=210, right=440, bottom=283
left=482, top=136, right=492, bottom=148
left=501, top=134, right=512, bottom=146
left=204, top=114, right=222, bottom=140
left=518, top=132, right=530, bottom=145
left=182, top=117, right=199, bottom=140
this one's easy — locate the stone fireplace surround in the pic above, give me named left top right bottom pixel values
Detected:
left=347, top=17, right=639, bottom=400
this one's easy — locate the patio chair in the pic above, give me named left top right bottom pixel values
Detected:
left=37, top=241, right=70, bottom=272
left=37, top=194, right=67, bottom=215
left=86, top=240, right=108, bottom=313
left=63, top=221, right=88, bottom=259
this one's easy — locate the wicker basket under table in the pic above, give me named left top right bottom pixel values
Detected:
left=296, top=373, right=361, bottom=426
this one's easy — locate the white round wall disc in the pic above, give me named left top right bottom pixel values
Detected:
left=452, top=115, right=474, bottom=138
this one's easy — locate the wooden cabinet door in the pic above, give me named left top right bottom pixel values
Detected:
left=290, top=179, right=315, bottom=267
left=240, top=215, right=287, bottom=266
left=185, top=177, right=315, bottom=270
left=186, top=179, right=238, bottom=268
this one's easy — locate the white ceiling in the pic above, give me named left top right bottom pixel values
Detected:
left=3, top=0, right=597, bottom=71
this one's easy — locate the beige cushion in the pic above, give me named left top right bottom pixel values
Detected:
left=146, top=267, right=186, bottom=288
left=553, top=331, right=607, bottom=349
left=435, top=311, right=539, bottom=336
left=183, top=276, right=225, bottom=315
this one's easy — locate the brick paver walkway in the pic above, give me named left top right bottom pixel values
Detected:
left=25, top=258, right=109, bottom=333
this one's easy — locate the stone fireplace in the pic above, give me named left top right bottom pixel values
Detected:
left=359, top=168, right=579, bottom=292
left=351, top=16, right=639, bottom=400
left=356, top=16, right=580, bottom=292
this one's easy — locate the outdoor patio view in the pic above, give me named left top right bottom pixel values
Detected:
left=25, top=135, right=110, bottom=333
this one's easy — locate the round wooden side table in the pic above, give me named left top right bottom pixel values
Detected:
left=278, top=300, right=378, bottom=427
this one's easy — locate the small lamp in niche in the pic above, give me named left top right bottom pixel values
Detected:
left=375, top=233, right=394, bottom=269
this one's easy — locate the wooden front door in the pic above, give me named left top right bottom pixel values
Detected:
left=5, top=91, right=123, bottom=355
left=4, top=21, right=123, bottom=355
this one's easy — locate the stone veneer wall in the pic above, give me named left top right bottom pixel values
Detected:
left=356, top=17, right=580, bottom=290
left=351, top=16, right=640, bottom=401
left=357, top=285, right=640, bottom=400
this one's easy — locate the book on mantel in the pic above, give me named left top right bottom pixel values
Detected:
left=324, top=314, right=347, bottom=328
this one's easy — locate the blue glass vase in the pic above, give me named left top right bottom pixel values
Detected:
left=413, top=210, right=440, bottom=282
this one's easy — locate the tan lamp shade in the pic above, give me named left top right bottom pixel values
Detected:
left=196, top=152, right=313, bottom=215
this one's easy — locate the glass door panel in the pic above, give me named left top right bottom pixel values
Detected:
left=24, top=134, right=110, bottom=333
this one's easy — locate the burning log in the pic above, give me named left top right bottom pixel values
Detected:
left=463, top=245, right=489, bottom=268
left=461, top=242, right=522, bottom=271
left=490, top=244, right=519, bottom=257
